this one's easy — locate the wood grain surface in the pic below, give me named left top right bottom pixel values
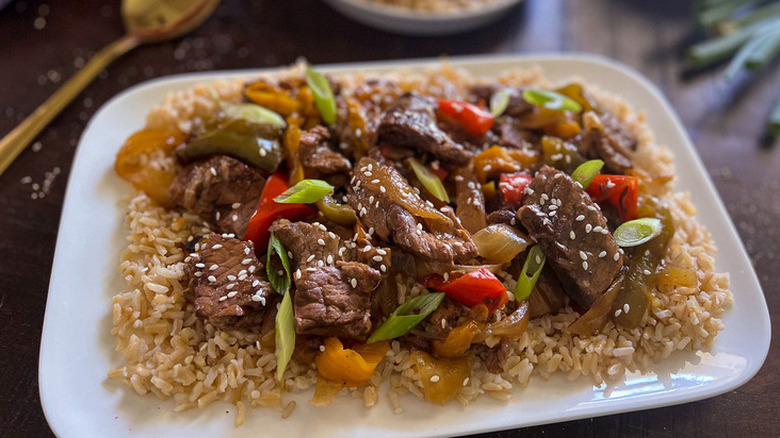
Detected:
left=0, top=0, right=778, bottom=436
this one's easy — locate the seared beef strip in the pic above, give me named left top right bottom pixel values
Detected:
left=335, top=79, right=401, bottom=158
left=269, top=219, right=383, bottom=341
left=580, top=111, right=638, bottom=174
left=185, top=233, right=272, bottom=330
left=494, top=118, right=535, bottom=150
left=453, top=166, right=487, bottom=234
left=377, top=92, right=473, bottom=165
left=298, top=126, right=351, bottom=178
left=486, top=208, right=518, bottom=226
left=518, top=166, right=623, bottom=308
left=347, top=157, right=478, bottom=263
left=171, top=155, right=265, bottom=236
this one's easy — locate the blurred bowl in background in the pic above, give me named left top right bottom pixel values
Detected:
left=323, top=0, right=524, bottom=36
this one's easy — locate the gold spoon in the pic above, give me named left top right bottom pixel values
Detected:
left=0, top=0, right=221, bottom=177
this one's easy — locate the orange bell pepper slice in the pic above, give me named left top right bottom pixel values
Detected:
left=315, top=337, right=389, bottom=387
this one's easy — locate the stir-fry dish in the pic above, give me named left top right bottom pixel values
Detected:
left=109, top=63, right=731, bottom=423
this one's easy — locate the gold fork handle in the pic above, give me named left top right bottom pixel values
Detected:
left=0, top=34, right=140, bottom=177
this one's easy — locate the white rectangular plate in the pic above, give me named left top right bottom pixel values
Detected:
left=39, top=55, right=770, bottom=438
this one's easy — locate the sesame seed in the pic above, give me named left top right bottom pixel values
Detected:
left=215, top=212, right=221, bottom=220
left=535, top=255, right=542, bottom=264
left=369, top=195, right=374, bottom=203
left=614, top=253, right=620, bottom=261
left=549, top=204, right=558, bottom=210
left=361, top=207, right=368, bottom=215
left=327, top=255, right=333, bottom=264
left=643, top=269, right=652, bottom=275
left=623, top=303, right=630, bottom=313
left=242, top=258, right=253, bottom=265
left=463, top=377, right=470, bottom=386
left=429, top=375, right=440, bottom=383
left=195, top=263, right=205, bottom=268
left=576, top=215, right=585, bottom=221
left=232, top=214, right=238, bottom=221
left=307, top=254, right=315, bottom=262
left=287, top=251, right=293, bottom=258
left=226, top=283, right=235, bottom=290
left=585, top=224, right=593, bottom=233
left=364, top=171, right=372, bottom=177
left=317, top=239, right=326, bottom=246
left=210, top=167, right=217, bottom=176
left=593, top=226, right=603, bottom=233
left=232, top=203, right=241, bottom=209
left=296, top=269, right=302, bottom=279
left=614, top=309, right=622, bottom=317
left=317, top=260, right=324, bottom=267
left=238, top=273, right=248, bottom=281
left=549, top=210, right=557, bottom=217
left=318, top=224, right=327, bottom=231
left=227, top=291, right=238, bottom=298
left=582, top=261, right=589, bottom=270
left=363, top=245, right=372, bottom=252
left=249, top=265, right=256, bottom=273
left=454, top=175, right=464, bottom=182
left=377, top=248, right=387, bottom=255
left=368, top=227, right=374, bottom=235
left=483, top=164, right=492, bottom=172
left=208, top=275, right=217, bottom=283
left=510, top=218, right=516, bottom=226
left=251, top=294, right=263, bottom=302
left=598, top=251, right=607, bottom=258
left=443, top=272, right=449, bottom=281
left=194, top=272, right=203, bottom=277
left=372, top=255, right=383, bottom=262
left=570, top=231, right=576, bottom=240
left=541, top=193, right=549, bottom=201
left=319, top=344, right=326, bottom=352
left=212, top=244, right=223, bottom=250
left=227, top=275, right=237, bottom=281
left=350, top=278, right=357, bottom=288
left=252, top=279, right=260, bottom=287
left=219, top=296, right=227, bottom=302
left=371, top=179, right=380, bottom=184
left=380, top=265, right=387, bottom=273
left=244, top=247, right=251, bottom=255
left=579, top=251, right=588, bottom=260
left=417, top=223, right=423, bottom=231
left=380, top=186, right=386, bottom=193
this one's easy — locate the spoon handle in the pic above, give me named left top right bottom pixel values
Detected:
left=0, top=34, right=140, bottom=177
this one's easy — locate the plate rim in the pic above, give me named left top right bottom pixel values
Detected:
left=38, top=53, right=771, bottom=438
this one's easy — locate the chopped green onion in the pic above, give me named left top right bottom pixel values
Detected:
left=266, top=232, right=292, bottom=295
left=522, top=89, right=582, bottom=113
left=367, top=292, right=445, bottom=343
left=408, top=158, right=449, bottom=203
left=614, top=217, right=663, bottom=247
left=306, top=67, right=337, bottom=125
left=514, top=245, right=545, bottom=302
left=274, top=179, right=334, bottom=204
left=571, top=159, right=604, bottom=189
left=224, top=103, right=286, bottom=129
left=489, top=88, right=511, bottom=117
left=274, top=288, right=295, bottom=381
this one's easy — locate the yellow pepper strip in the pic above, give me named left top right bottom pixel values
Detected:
left=245, top=80, right=300, bottom=116
left=411, top=351, right=471, bottom=405
left=544, top=120, right=582, bottom=139
left=283, top=121, right=305, bottom=186
left=115, top=128, right=186, bottom=208
left=315, top=337, right=389, bottom=387
left=473, top=145, right=540, bottom=183
left=433, top=321, right=480, bottom=359
left=310, top=376, right=345, bottom=407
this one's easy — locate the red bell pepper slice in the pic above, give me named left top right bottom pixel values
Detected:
left=423, top=268, right=508, bottom=312
left=243, top=172, right=315, bottom=252
left=586, top=174, right=638, bottom=221
left=498, top=172, right=534, bottom=207
left=437, top=100, right=494, bottom=137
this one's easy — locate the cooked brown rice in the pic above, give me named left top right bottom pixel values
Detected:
left=108, top=62, right=732, bottom=424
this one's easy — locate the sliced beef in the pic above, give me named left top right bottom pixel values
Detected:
left=470, top=85, right=533, bottom=118
left=185, top=233, right=271, bottom=330
left=580, top=111, right=638, bottom=174
left=484, top=339, right=512, bottom=374
left=486, top=208, right=517, bottom=226
left=347, top=157, right=478, bottom=264
left=298, top=126, right=351, bottom=178
left=453, top=166, right=487, bottom=234
left=269, top=219, right=383, bottom=341
left=377, top=92, right=472, bottom=165
left=518, top=166, right=623, bottom=309
left=402, top=297, right=471, bottom=350
left=171, top=155, right=265, bottom=236
left=494, top=118, right=535, bottom=150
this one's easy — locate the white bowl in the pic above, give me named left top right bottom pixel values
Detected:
left=324, top=0, right=524, bottom=36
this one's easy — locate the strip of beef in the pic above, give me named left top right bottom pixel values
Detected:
left=171, top=155, right=265, bottom=236
left=377, top=92, right=472, bottom=165
left=453, top=166, right=487, bottom=234
left=347, top=157, right=478, bottom=264
left=518, top=166, right=623, bottom=309
left=185, top=233, right=272, bottom=330
left=494, top=118, right=535, bottom=150
left=402, top=297, right=471, bottom=351
left=269, top=219, right=383, bottom=341
left=298, top=126, right=351, bottom=179
left=580, top=111, right=638, bottom=174
left=486, top=208, right=517, bottom=226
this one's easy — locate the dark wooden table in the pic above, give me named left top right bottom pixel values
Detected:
left=1, top=0, right=778, bottom=436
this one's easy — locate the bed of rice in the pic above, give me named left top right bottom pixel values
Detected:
left=108, top=62, right=732, bottom=425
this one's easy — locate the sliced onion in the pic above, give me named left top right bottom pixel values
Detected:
left=408, top=158, right=449, bottom=202
left=472, top=224, right=530, bottom=264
